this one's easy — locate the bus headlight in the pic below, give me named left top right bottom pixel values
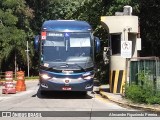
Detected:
left=83, top=75, right=93, bottom=80
left=82, top=72, right=94, bottom=80
left=41, top=74, right=51, bottom=80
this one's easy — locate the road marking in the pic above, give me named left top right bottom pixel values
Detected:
left=94, top=94, right=109, bottom=103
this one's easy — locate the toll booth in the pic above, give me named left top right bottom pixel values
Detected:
left=101, top=6, right=141, bottom=94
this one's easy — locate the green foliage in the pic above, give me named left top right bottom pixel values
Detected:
left=140, top=0, right=160, bottom=56
left=0, top=0, right=34, bottom=73
left=125, top=84, right=146, bottom=103
left=125, top=84, right=160, bottom=104
left=0, top=0, right=141, bottom=76
left=146, top=95, right=160, bottom=104
left=25, top=76, right=39, bottom=80
left=2, top=0, right=159, bottom=79
left=125, top=70, right=160, bottom=104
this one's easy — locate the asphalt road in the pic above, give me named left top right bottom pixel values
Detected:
left=0, top=80, right=159, bottom=120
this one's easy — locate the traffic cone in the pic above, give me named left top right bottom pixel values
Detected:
left=2, top=71, right=16, bottom=94
left=16, top=71, right=26, bottom=92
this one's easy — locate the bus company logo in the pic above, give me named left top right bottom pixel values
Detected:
left=62, top=70, right=73, bottom=74
left=65, top=79, right=70, bottom=83
left=63, top=78, right=71, bottom=84
left=1, top=112, right=42, bottom=118
left=2, top=112, right=11, bottom=117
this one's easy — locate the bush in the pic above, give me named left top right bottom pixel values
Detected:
left=125, top=84, right=146, bottom=103
left=124, top=69, right=160, bottom=104
left=146, top=96, right=160, bottom=104
left=125, top=83, right=160, bottom=104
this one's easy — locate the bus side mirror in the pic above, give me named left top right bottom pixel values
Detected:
left=34, top=35, right=39, bottom=51
left=95, top=37, right=100, bottom=53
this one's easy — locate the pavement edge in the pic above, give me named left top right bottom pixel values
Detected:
left=99, top=86, right=160, bottom=112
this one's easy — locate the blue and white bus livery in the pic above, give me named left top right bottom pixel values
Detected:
left=34, top=20, right=100, bottom=94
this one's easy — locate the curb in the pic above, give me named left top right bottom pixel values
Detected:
left=99, top=89, right=160, bottom=112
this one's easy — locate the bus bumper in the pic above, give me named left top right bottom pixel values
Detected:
left=39, top=79, right=93, bottom=92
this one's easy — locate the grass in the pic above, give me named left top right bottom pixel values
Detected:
left=25, top=76, right=39, bottom=80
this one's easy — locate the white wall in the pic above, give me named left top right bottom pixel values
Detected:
left=101, top=15, right=139, bottom=70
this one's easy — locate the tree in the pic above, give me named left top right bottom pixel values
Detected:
left=0, top=0, right=34, bottom=74
left=140, top=0, right=160, bottom=56
left=25, top=0, right=140, bottom=79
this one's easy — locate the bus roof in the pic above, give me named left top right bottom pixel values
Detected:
left=42, top=20, right=92, bottom=32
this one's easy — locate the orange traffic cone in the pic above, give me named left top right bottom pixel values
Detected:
left=16, top=71, right=26, bottom=92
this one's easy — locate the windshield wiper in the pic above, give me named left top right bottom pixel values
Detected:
left=40, top=64, right=56, bottom=71
left=54, top=59, right=62, bottom=61
left=40, top=63, right=86, bottom=72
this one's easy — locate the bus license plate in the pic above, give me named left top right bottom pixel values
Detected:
left=62, top=87, right=72, bottom=90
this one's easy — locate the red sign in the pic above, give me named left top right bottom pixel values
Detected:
left=41, top=32, right=46, bottom=40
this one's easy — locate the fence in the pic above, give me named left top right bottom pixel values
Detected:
left=129, top=57, right=160, bottom=91
left=0, top=71, right=25, bottom=81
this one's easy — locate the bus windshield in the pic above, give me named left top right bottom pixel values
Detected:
left=42, top=32, right=93, bottom=68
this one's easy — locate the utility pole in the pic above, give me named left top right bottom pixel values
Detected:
left=25, top=41, right=30, bottom=77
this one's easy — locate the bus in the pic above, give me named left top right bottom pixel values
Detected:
left=34, top=20, right=100, bottom=94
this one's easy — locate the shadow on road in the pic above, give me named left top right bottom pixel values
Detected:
left=32, top=88, right=93, bottom=99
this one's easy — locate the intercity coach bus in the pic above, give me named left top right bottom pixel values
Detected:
left=34, top=20, right=100, bottom=94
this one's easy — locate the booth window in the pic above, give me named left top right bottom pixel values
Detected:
left=110, top=34, right=121, bottom=55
